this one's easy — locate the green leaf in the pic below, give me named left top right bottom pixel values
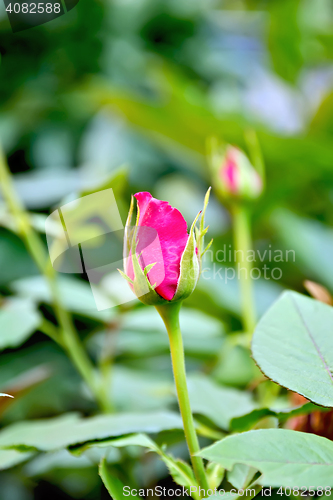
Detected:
left=160, top=455, right=197, bottom=493
left=93, top=433, right=157, bottom=450
left=187, top=374, right=256, bottom=430
left=92, top=307, right=224, bottom=359
left=212, top=340, right=260, bottom=387
left=80, top=167, right=128, bottom=200
left=230, top=402, right=325, bottom=432
left=0, top=449, right=35, bottom=470
left=0, top=411, right=184, bottom=452
left=198, top=429, right=333, bottom=487
left=0, top=298, right=41, bottom=350
left=227, top=463, right=256, bottom=489
left=109, top=367, right=173, bottom=412
left=99, top=458, right=127, bottom=499
left=252, top=291, right=333, bottom=406
left=25, top=447, right=120, bottom=476
left=11, top=276, right=116, bottom=322
left=105, top=436, right=192, bottom=481
left=81, top=433, right=197, bottom=493
left=122, top=306, right=224, bottom=337
left=206, top=462, right=225, bottom=490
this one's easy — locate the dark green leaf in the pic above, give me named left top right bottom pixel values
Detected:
left=99, top=458, right=127, bottom=499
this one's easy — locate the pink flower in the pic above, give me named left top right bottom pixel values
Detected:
left=121, top=190, right=211, bottom=305
left=210, top=143, right=263, bottom=202
left=220, top=149, right=239, bottom=194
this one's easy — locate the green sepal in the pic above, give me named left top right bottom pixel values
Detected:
left=123, top=195, right=135, bottom=262
left=144, top=262, right=156, bottom=276
left=201, top=238, right=213, bottom=257
left=196, top=187, right=211, bottom=271
left=173, top=211, right=200, bottom=302
left=99, top=458, right=126, bottom=500
left=117, top=269, right=134, bottom=285
left=200, top=187, right=211, bottom=237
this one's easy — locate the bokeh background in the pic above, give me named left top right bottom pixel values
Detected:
left=1, top=0, right=333, bottom=498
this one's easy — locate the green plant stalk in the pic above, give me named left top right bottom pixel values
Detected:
left=0, top=150, right=110, bottom=412
left=231, top=204, right=256, bottom=338
left=156, top=301, right=209, bottom=498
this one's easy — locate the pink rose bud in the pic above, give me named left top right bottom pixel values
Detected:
left=211, top=145, right=263, bottom=202
left=120, top=190, right=211, bottom=305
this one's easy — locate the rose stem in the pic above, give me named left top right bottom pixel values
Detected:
left=0, top=147, right=111, bottom=413
left=156, top=301, right=209, bottom=497
left=231, top=203, right=256, bottom=341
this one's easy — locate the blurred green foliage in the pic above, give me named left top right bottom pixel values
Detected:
left=0, top=0, right=333, bottom=497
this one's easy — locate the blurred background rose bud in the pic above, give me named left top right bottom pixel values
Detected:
left=209, top=142, right=263, bottom=204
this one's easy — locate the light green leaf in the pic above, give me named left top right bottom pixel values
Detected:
left=206, top=462, right=225, bottom=490
left=122, top=306, right=224, bottom=337
left=99, top=458, right=127, bottom=499
left=0, top=449, right=35, bottom=470
left=11, top=276, right=116, bottom=322
left=0, top=411, right=184, bottom=452
left=203, top=493, right=254, bottom=500
left=81, top=433, right=197, bottom=493
left=89, top=308, right=225, bottom=360
left=198, top=429, right=333, bottom=487
left=252, top=291, right=333, bottom=407
left=187, top=374, right=256, bottom=430
left=0, top=298, right=41, bottom=350
left=212, top=339, right=260, bottom=387
left=24, top=447, right=120, bottom=476
left=94, top=433, right=157, bottom=451
left=227, top=463, right=256, bottom=489
left=109, top=367, right=173, bottom=412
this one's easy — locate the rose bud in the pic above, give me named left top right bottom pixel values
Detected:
left=119, top=190, right=211, bottom=306
left=210, top=144, right=263, bottom=203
